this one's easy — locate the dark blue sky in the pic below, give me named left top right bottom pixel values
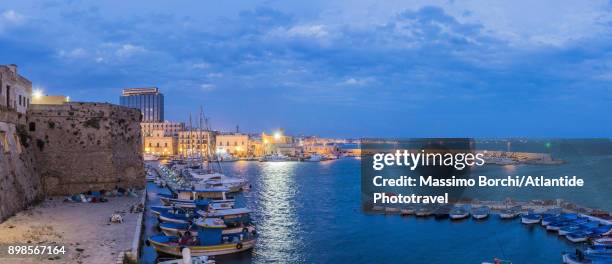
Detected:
left=1, top=1, right=611, bottom=137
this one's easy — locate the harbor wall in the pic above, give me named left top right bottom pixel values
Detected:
left=0, top=110, right=44, bottom=221
left=27, top=102, right=145, bottom=196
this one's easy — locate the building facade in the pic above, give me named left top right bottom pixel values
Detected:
left=141, top=121, right=184, bottom=137
left=216, top=133, right=249, bottom=157
left=119, top=87, right=164, bottom=122
left=143, top=129, right=177, bottom=157
left=0, top=64, right=32, bottom=113
left=178, top=130, right=215, bottom=157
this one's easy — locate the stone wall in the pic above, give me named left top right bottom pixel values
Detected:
left=0, top=110, right=43, bottom=221
left=28, top=102, right=144, bottom=196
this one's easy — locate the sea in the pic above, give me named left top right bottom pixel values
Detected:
left=142, top=140, right=612, bottom=264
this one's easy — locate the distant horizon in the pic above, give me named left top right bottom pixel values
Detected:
left=3, top=1, right=612, bottom=138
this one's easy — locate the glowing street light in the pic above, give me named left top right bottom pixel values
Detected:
left=273, top=131, right=282, bottom=140
left=33, top=89, right=43, bottom=99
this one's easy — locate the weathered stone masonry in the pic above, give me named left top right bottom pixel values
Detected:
left=28, top=102, right=145, bottom=196
left=0, top=110, right=44, bottom=221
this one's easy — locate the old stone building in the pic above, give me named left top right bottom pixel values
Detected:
left=28, top=102, right=145, bottom=195
left=0, top=64, right=32, bottom=114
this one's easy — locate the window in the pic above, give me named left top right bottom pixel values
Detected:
left=29, top=122, right=36, bottom=131
left=156, top=143, right=160, bottom=147
left=149, top=143, right=152, bottom=147
left=18, top=95, right=22, bottom=106
left=164, top=143, right=168, bottom=147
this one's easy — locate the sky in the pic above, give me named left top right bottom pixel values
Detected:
left=1, top=0, right=611, bottom=138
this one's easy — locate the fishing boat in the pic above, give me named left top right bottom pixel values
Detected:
left=449, top=206, right=470, bottom=220
left=547, top=218, right=588, bottom=231
left=385, top=207, right=400, bottom=214
left=146, top=173, right=156, bottom=182
left=161, top=208, right=256, bottom=237
left=585, top=245, right=612, bottom=256
left=499, top=206, right=521, bottom=219
left=562, top=251, right=592, bottom=264
left=559, top=222, right=600, bottom=236
left=400, top=207, right=415, bottom=216
left=434, top=205, right=453, bottom=219
left=152, top=206, right=191, bottom=216
left=521, top=212, right=542, bottom=224
left=594, top=236, right=612, bottom=246
left=157, top=248, right=215, bottom=264
left=148, top=218, right=256, bottom=256
left=472, top=206, right=490, bottom=220
left=159, top=211, right=196, bottom=224
left=567, top=225, right=612, bottom=243
left=415, top=207, right=433, bottom=217
left=543, top=213, right=578, bottom=226
left=158, top=187, right=234, bottom=208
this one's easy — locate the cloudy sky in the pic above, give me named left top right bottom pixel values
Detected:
left=1, top=0, right=611, bottom=137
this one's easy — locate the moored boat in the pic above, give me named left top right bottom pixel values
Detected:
left=449, top=206, right=470, bottom=220
left=148, top=217, right=256, bottom=256
left=559, top=222, right=599, bottom=236
left=521, top=213, right=542, bottom=224
left=472, top=206, right=490, bottom=220
left=499, top=206, right=521, bottom=219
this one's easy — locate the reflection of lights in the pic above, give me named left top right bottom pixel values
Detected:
left=503, top=164, right=517, bottom=173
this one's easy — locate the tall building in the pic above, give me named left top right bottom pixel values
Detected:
left=119, top=87, right=164, bottom=122
left=0, top=64, right=32, bottom=114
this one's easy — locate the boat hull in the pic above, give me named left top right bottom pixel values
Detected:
left=149, top=238, right=256, bottom=256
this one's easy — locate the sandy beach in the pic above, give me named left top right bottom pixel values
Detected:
left=0, top=192, right=144, bottom=264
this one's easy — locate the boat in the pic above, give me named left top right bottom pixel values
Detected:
left=158, top=188, right=235, bottom=208
left=157, top=248, right=215, bottom=264
left=499, top=206, right=521, bottom=219
left=148, top=217, right=256, bottom=256
left=305, top=154, right=323, bottom=162
left=585, top=245, right=612, bottom=256
left=562, top=248, right=612, bottom=264
left=146, top=173, right=156, bottom=182
left=472, top=206, right=490, bottom=220
left=434, top=205, right=453, bottom=219
left=187, top=170, right=248, bottom=193
left=159, top=211, right=196, bottom=224
left=415, top=207, right=433, bottom=217
left=559, top=222, right=600, bottom=236
left=547, top=218, right=588, bottom=231
left=449, top=206, right=470, bottom=220
left=400, top=207, right=415, bottom=216
left=259, top=153, right=290, bottom=162
left=160, top=222, right=198, bottom=236
left=482, top=258, right=512, bottom=264
left=152, top=206, right=191, bottom=216
left=567, top=225, right=612, bottom=243
left=543, top=213, right=579, bottom=226
left=594, top=236, right=612, bottom=246
left=218, top=153, right=239, bottom=162
left=144, top=153, right=159, bottom=161
left=521, top=212, right=542, bottom=224
left=385, top=207, right=400, bottom=214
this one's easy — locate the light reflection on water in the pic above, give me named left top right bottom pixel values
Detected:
left=252, top=162, right=303, bottom=263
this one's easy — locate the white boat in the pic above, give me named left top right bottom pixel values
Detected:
left=449, top=206, right=470, bottom=220
left=259, top=153, right=290, bottom=162
left=305, top=154, right=323, bottom=162
left=472, top=206, right=490, bottom=220
left=144, top=153, right=159, bottom=161
left=157, top=248, right=215, bottom=264
left=188, top=169, right=249, bottom=193
left=499, top=206, right=521, bottom=219
left=521, top=213, right=542, bottom=224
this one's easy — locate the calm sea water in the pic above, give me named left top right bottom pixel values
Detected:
left=142, top=153, right=612, bottom=264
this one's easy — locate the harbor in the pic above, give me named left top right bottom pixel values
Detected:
left=139, top=153, right=612, bottom=264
